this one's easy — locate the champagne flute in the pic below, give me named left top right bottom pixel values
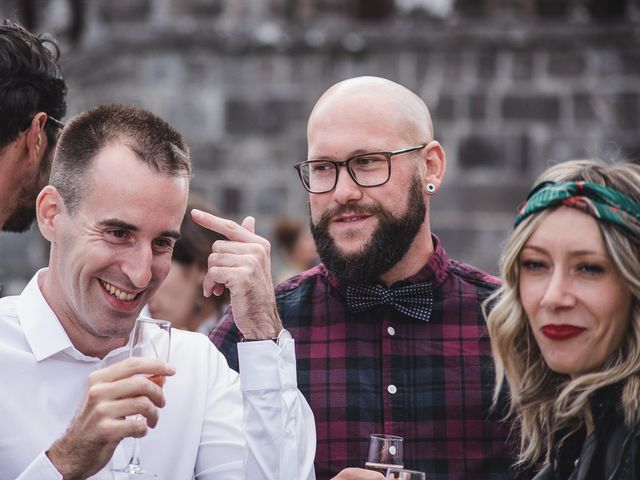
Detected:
left=386, top=467, right=426, bottom=480
left=365, top=434, right=404, bottom=474
left=112, top=317, right=171, bottom=477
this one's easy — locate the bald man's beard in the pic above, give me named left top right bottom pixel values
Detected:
left=310, top=175, right=426, bottom=285
left=2, top=145, right=54, bottom=233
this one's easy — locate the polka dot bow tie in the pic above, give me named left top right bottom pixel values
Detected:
left=345, top=283, right=433, bottom=322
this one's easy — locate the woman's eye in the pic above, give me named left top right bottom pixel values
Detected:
left=521, top=259, right=546, bottom=271
left=577, top=263, right=604, bottom=275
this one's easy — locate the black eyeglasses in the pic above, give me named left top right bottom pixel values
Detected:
left=46, top=115, right=65, bottom=130
left=21, top=114, right=65, bottom=132
left=294, top=144, right=426, bottom=194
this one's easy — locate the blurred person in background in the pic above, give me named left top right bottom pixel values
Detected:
left=208, top=76, right=525, bottom=480
left=272, top=216, right=319, bottom=284
left=149, top=194, right=229, bottom=334
left=486, top=159, right=640, bottom=480
left=0, top=19, right=66, bottom=232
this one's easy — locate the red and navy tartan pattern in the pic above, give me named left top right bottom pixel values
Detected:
left=211, top=238, right=527, bottom=480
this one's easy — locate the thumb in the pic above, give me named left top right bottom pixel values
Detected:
left=241, top=216, right=255, bottom=234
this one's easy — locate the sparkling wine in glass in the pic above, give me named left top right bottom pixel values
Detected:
left=112, top=317, right=171, bottom=477
left=386, top=467, right=426, bottom=480
left=365, top=434, right=404, bottom=474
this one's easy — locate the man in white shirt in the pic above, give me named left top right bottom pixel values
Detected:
left=0, top=104, right=316, bottom=479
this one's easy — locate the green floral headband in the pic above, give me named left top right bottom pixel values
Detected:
left=514, top=180, right=640, bottom=237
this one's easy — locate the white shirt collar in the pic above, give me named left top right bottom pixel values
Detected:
left=17, top=269, right=74, bottom=362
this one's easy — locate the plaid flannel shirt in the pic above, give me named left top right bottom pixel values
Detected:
left=211, top=237, right=525, bottom=480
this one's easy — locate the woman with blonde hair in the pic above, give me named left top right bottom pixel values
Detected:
left=485, top=159, right=640, bottom=479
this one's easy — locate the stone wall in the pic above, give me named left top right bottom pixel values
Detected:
left=1, top=0, right=638, bottom=293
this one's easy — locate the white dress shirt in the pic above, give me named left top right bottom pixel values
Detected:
left=0, top=270, right=316, bottom=479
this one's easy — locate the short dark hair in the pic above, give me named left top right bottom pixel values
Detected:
left=50, top=103, right=191, bottom=213
left=173, top=194, right=226, bottom=267
left=0, top=20, right=67, bottom=150
left=173, top=193, right=230, bottom=306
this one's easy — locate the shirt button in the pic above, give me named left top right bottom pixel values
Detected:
left=387, top=384, right=397, bottom=395
left=387, top=326, right=395, bottom=336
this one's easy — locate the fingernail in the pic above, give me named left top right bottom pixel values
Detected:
left=167, top=365, right=176, bottom=375
left=191, top=209, right=202, bottom=219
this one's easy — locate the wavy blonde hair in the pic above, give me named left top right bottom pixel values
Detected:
left=485, top=159, right=640, bottom=465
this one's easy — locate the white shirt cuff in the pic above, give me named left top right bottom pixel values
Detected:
left=237, top=338, right=297, bottom=390
left=16, top=451, right=63, bottom=480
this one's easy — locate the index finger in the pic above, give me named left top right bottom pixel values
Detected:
left=92, top=357, right=175, bottom=384
left=191, top=209, right=259, bottom=243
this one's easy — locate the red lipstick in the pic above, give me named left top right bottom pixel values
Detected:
left=541, top=324, right=586, bottom=341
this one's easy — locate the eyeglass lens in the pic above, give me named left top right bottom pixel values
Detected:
left=301, top=153, right=389, bottom=192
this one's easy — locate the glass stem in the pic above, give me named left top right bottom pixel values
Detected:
left=129, top=438, right=142, bottom=466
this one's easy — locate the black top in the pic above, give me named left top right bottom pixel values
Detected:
left=534, top=383, right=640, bottom=480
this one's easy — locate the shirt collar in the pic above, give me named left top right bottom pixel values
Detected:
left=325, top=234, right=451, bottom=292
left=17, top=269, right=75, bottom=362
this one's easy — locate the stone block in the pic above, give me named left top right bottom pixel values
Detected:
left=621, top=140, right=640, bottom=163
left=190, top=142, right=226, bottom=174
left=511, top=52, right=534, bottom=82
left=432, top=227, right=509, bottom=276
left=256, top=186, right=289, bottom=215
left=455, top=0, right=488, bottom=18
left=97, top=0, right=151, bottom=22
left=476, top=50, right=497, bottom=81
left=613, top=92, right=640, bottom=129
left=458, top=135, right=504, bottom=169
left=225, top=99, right=304, bottom=135
left=547, top=52, right=586, bottom=77
left=434, top=94, right=455, bottom=122
left=573, top=93, right=598, bottom=124
left=587, top=0, right=627, bottom=20
left=169, top=0, right=223, bottom=17
left=620, top=50, right=640, bottom=76
left=432, top=183, right=530, bottom=214
left=469, top=93, right=486, bottom=120
left=458, top=134, right=531, bottom=171
left=535, top=0, right=570, bottom=18
left=502, top=94, right=560, bottom=122
left=222, top=186, right=243, bottom=215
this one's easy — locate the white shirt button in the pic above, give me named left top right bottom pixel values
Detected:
left=387, top=326, right=395, bottom=336
left=387, top=384, right=397, bottom=395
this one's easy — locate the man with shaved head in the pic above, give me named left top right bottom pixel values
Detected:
left=209, top=77, right=524, bottom=479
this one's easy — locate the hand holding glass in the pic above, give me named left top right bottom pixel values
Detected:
left=365, top=434, right=404, bottom=474
left=112, top=317, right=171, bottom=477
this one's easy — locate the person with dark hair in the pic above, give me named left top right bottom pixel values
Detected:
left=486, top=159, right=640, bottom=480
left=205, top=76, right=524, bottom=480
left=0, top=19, right=67, bottom=232
left=273, top=216, right=318, bottom=283
left=0, top=104, right=315, bottom=479
left=149, top=194, right=230, bottom=333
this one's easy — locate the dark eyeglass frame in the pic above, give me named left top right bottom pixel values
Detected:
left=46, top=115, right=65, bottom=130
left=21, top=114, right=65, bottom=132
left=294, top=144, right=426, bottom=194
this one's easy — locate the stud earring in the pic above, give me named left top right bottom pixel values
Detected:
left=426, top=183, right=436, bottom=194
